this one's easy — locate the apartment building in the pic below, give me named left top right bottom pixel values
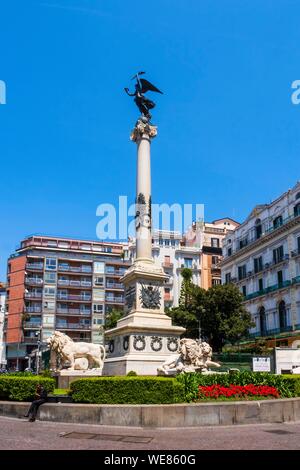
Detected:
left=5, top=235, right=130, bottom=369
left=221, top=182, right=300, bottom=347
left=129, top=230, right=201, bottom=308
left=184, top=218, right=239, bottom=289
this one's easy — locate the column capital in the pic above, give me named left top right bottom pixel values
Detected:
left=130, top=118, right=157, bottom=142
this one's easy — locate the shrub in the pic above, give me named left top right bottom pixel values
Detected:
left=176, top=371, right=300, bottom=402
left=0, top=376, right=55, bottom=401
left=70, top=377, right=185, bottom=404
left=126, top=371, right=137, bottom=376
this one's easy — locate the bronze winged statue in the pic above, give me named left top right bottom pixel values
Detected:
left=124, top=71, right=163, bottom=122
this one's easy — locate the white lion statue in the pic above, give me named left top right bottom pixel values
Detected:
left=157, top=338, right=220, bottom=376
left=47, top=331, right=106, bottom=371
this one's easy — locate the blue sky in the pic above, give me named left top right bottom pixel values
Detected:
left=1, top=0, right=300, bottom=279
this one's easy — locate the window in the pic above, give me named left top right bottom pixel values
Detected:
left=227, top=247, right=232, bottom=257
left=294, top=203, right=300, bottom=217
left=94, top=262, right=105, bottom=274
left=159, top=238, right=163, bottom=246
left=239, top=238, right=248, bottom=249
left=212, top=256, right=219, bottom=265
left=298, top=236, right=300, bottom=254
left=278, top=300, right=287, bottom=329
left=254, top=256, right=263, bottom=273
left=212, top=279, right=222, bottom=286
left=225, top=273, right=231, bottom=284
left=45, top=258, right=57, bottom=271
left=171, top=240, right=176, bottom=247
left=277, top=270, right=283, bottom=285
left=242, top=285, right=247, bottom=296
left=93, top=318, right=104, bottom=325
left=296, top=192, right=300, bottom=200
left=273, top=246, right=284, bottom=264
left=259, top=307, right=267, bottom=336
left=43, top=315, right=55, bottom=326
left=43, top=286, right=56, bottom=297
left=255, top=219, right=262, bottom=240
left=258, top=278, right=264, bottom=292
left=93, top=304, right=104, bottom=313
left=273, top=215, right=283, bottom=229
left=165, top=239, right=170, bottom=246
left=238, top=265, right=247, bottom=281
left=211, top=238, right=219, bottom=248
left=94, top=276, right=104, bottom=287
left=184, top=258, right=193, bottom=268
left=44, top=272, right=56, bottom=284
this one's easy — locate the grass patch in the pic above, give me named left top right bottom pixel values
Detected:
left=53, top=388, right=69, bottom=395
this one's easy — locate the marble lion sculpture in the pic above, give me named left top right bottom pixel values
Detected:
left=47, top=331, right=106, bottom=371
left=157, top=338, right=220, bottom=376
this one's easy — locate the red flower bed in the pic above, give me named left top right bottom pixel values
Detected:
left=198, top=384, right=280, bottom=399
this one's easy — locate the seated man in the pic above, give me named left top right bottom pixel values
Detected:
left=24, top=384, right=48, bottom=422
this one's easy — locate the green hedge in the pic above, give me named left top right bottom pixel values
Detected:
left=0, top=376, right=55, bottom=402
left=176, top=371, right=300, bottom=402
left=70, top=377, right=185, bottom=404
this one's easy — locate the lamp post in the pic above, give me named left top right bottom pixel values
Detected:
left=35, top=330, right=41, bottom=375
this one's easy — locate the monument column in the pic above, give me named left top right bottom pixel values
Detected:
left=102, top=74, right=186, bottom=376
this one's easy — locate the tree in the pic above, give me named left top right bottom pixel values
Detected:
left=104, top=308, right=124, bottom=330
left=198, top=284, right=254, bottom=352
left=167, top=281, right=254, bottom=352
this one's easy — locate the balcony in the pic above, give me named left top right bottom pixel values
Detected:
left=105, top=296, right=124, bottom=304
left=25, top=277, right=43, bottom=285
left=105, top=268, right=127, bottom=277
left=106, top=282, right=123, bottom=290
left=57, top=294, right=92, bottom=302
left=23, top=322, right=42, bottom=329
left=56, top=323, right=91, bottom=330
left=56, top=308, right=91, bottom=315
left=57, top=279, right=92, bottom=288
left=23, top=337, right=39, bottom=344
left=245, top=280, right=292, bottom=301
left=24, top=306, right=42, bottom=313
left=162, top=262, right=174, bottom=269
left=249, top=325, right=294, bottom=338
left=58, top=265, right=93, bottom=274
left=292, top=276, right=300, bottom=285
left=25, top=292, right=42, bottom=299
left=26, top=263, right=44, bottom=271
left=291, top=249, right=300, bottom=258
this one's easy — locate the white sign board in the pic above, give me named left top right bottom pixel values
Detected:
left=252, top=357, right=271, bottom=372
left=275, top=348, right=300, bottom=374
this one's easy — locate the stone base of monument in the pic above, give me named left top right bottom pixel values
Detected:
left=102, top=311, right=185, bottom=376
left=54, top=369, right=104, bottom=389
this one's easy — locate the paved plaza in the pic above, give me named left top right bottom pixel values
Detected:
left=0, top=416, right=299, bottom=450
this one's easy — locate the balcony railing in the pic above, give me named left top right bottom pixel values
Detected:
left=56, top=308, right=91, bottom=315
left=24, top=322, right=42, bottom=329
left=106, top=283, right=123, bottom=289
left=162, top=263, right=174, bottom=269
left=57, top=279, right=92, bottom=287
left=245, top=280, right=292, bottom=301
left=292, top=276, right=300, bottom=285
left=23, top=337, right=39, bottom=344
left=56, top=323, right=91, bottom=330
left=26, top=263, right=44, bottom=271
left=24, top=306, right=42, bottom=313
left=25, top=277, right=43, bottom=285
left=249, top=325, right=294, bottom=338
left=58, top=265, right=92, bottom=273
left=57, top=294, right=92, bottom=301
left=105, top=269, right=127, bottom=276
left=25, top=292, right=43, bottom=299
left=105, top=296, right=124, bottom=304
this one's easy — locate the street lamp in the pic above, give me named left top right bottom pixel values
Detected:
left=35, top=330, right=41, bottom=375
